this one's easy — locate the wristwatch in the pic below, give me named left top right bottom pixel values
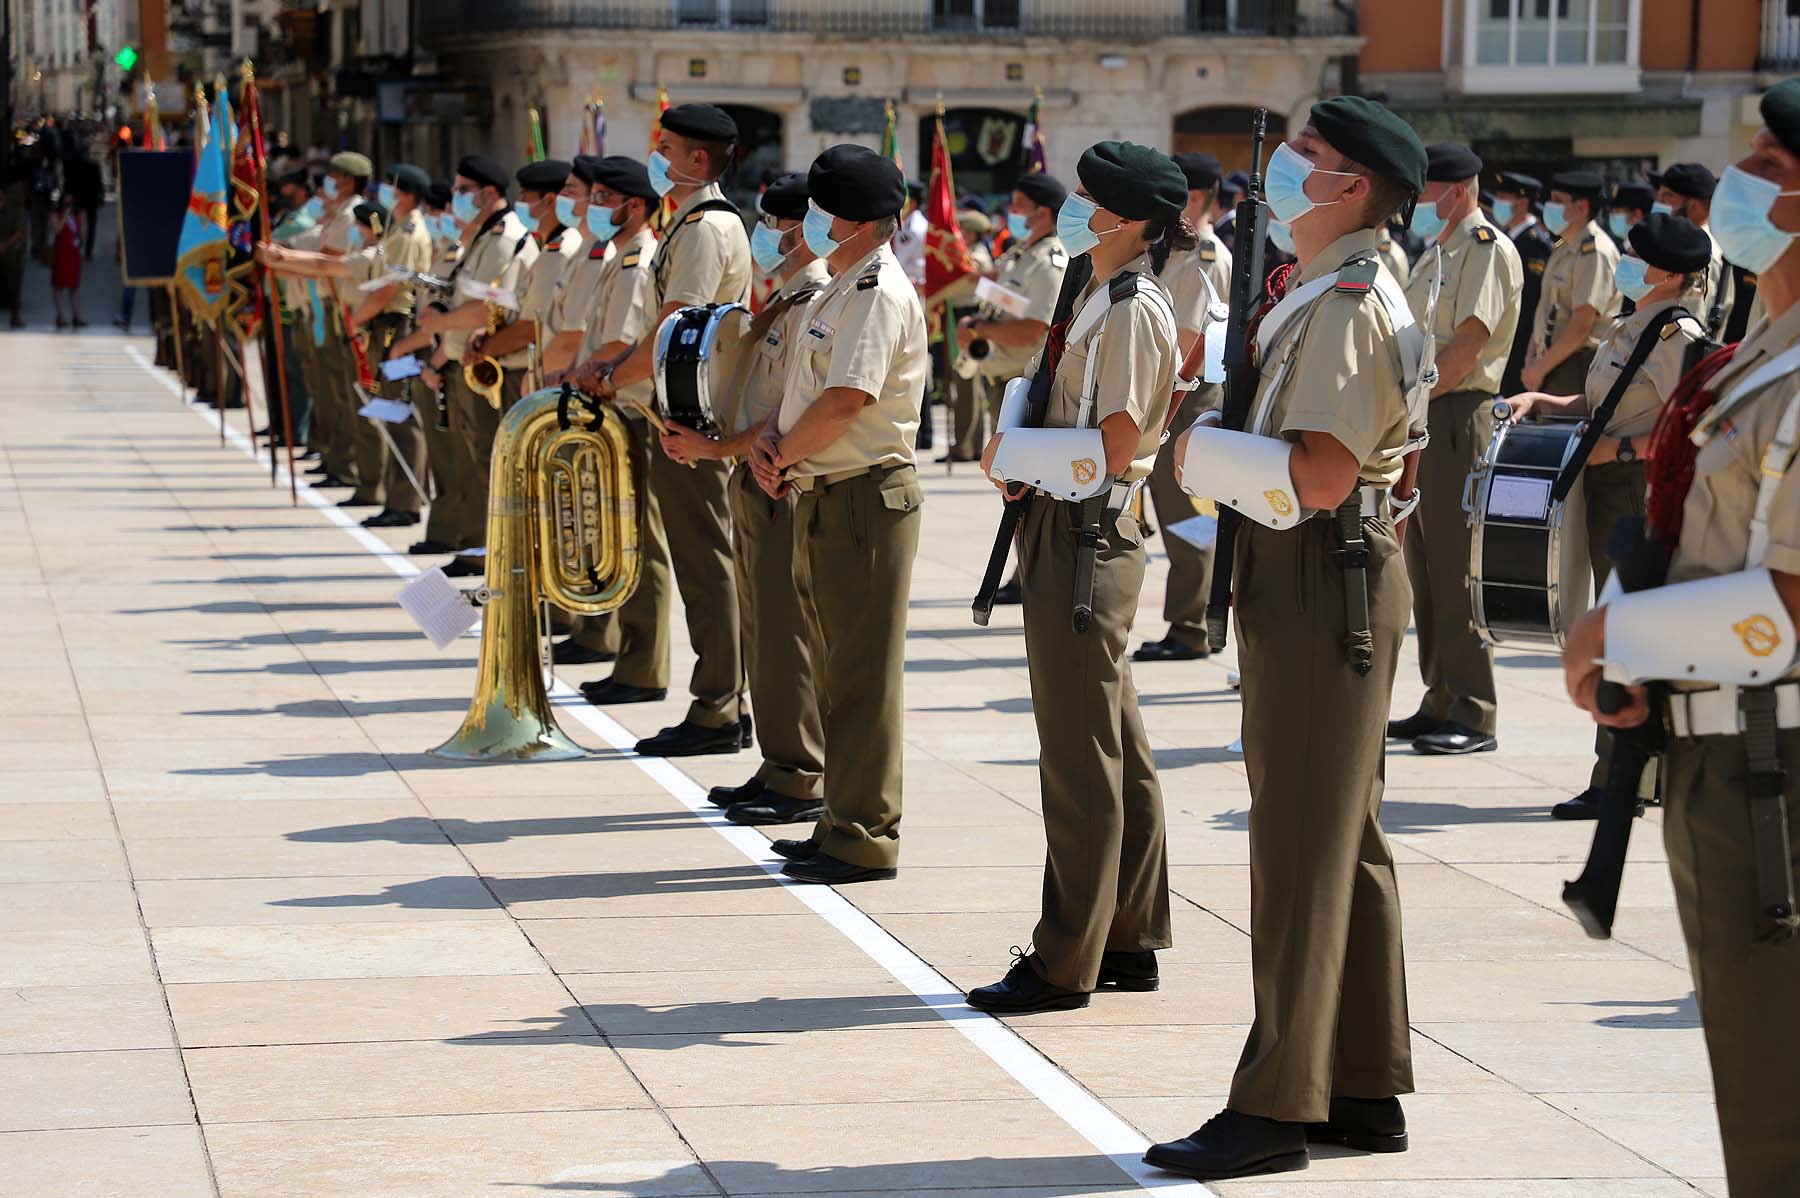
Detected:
left=1615, top=436, right=1636, bottom=463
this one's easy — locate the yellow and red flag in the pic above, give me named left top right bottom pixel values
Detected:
left=227, top=65, right=268, bottom=335
left=923, top=110, right=975, bottom=306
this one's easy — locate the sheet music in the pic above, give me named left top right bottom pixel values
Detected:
left=397, top=568, right=481, bottom=650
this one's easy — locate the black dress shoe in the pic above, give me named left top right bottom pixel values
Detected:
left=740, top=712, right=754, bottom=749
left=1551, top=788, right=1644, bottom=821
left=1144, top=1109, right=1309, bottom=1180
left=991, top=579, right=1023, bottom=606
left=1411, top=722, right=1497, bottom=755
left=769, top=837, right=819, bottom=862
left=781, top=851, right=895, bottom=885
left=726, top=792, right=825, bottom=826
left=442, top=555, right=485, bottom=578
left=1304, top=1096, right=1408, bottom=1153
left=1096, top=949, right=1160, bottom=992
left=966, top=949, right=1090, bottom=1014
left=635, top=719, right=744, bottom=758
left=551, top=638, right=616, bottom=666
left=409, top=539, right=454, bottom=555
left=1386, top=711, right=1445, bottom=740
left=580, top=677, right=669, bottom=706
left=361, top=509, right=420, bottom=528
left=338, top=495, right=381, bottom=509
left=708, top=779, right=764, bottom=809
left=1133, top=635, right=1209, bottom=663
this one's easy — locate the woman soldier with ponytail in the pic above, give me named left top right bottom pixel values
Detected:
left=968, top=141, right=1193, bottom=1013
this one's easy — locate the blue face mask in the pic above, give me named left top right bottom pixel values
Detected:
left=1614, top=255, right=1654, bottom=302
left=586, top=203, right=619, bottom=241
left=1491, top=198, right=1516, bottom=225
left=1055, top=193, right=1103, bottom=257
left=377, top=182, right=397, bottom=210
left=302, top=197, right=325, bottom=222
left=1006, top=211, right=1029, bottom=241
left=452, top=190, right=479, bottom=225
left=346, top=226, right=364, bottom=250
left=803, top=203, right=840, bottom=259
left=647, top=151, right=677, bottom=198
left=1712, top=164, right=1800, bottom=273
left=322, top=176, right=339, bottom=201
left=555, top=195, right=579, bottom=228
left=1543, top=201, right=1569, bottom=236
left=1652, top=201, right=1674, bottom=217
left=1268, top=220, right=1296, bottom=255
left=751, top=221, right=788, bottom=272
left=1409, top=201, right=1446, bottom=241
left=1264, top=141, right=1354, bottom=225
left=1609, top=211, right=1635, bottom=239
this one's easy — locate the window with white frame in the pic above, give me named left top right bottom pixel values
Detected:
left=1473, top=0, right=1633, bottom=68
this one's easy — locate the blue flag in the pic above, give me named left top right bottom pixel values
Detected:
left=175, top=84, right=232, bottom=317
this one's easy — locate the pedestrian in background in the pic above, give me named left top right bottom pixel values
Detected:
left=49, top=193, right=85, bottom=329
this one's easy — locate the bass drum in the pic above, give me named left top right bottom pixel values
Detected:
left=1465, top=408, right=1592, bottom=652
left=652, top=302, right=753, bottom=435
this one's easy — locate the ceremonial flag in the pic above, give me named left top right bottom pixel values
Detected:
left=923, top=110, right=976, bottom=307
left=881, top=99, right=903, bottom=174
left=528, top=106, right=547, bottom=161
left=175, top=81, right=231, bottom=317
left=227, top=65, right=268, bottom=336
left=1021, top=88, right=1047, bottom=174
left=581, top=95, right=607, bottom=157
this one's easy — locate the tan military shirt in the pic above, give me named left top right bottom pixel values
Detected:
left=730, top=257, right=830, bottom=435
left=582, top=227, right=657, bottom=406
left=1032, top=253, right=1178, bottom=483
left=374, top=208, right=433, bottom=316
left=317, top=202, right=358, bottom=306
left=1582, top=293, right=1707, bottom=439
left=1670, top=297, right=1800, bottom=591
left=545, top=234, right=613, bottom=340
left=1162, top=232, right=1232, bottom=336
left=1377, top=227, right=1411, bottom=288
left=274, top=215, right=321, bottom=311
left=777, top=244, right=927, bottom=478
left=979, top=233, right=1067, bottom=377
left=501, top=224, right=580, bottom=368
left=1251, top=227, right=1410, bottom=488
left=1405, top=210, right=1522, bottom=396
left=1532, top=219, right=1620, bottom=357
left=440, top=207, right=536, bottom=361
left=650, top=182, right=751, bottom=312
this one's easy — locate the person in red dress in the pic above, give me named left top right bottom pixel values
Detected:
left=49, top=193, right=84, bottom=329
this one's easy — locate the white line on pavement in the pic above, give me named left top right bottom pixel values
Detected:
left=125, top=342, right=1214, bottom=1195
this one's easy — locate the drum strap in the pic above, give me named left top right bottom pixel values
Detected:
left=714, top=282, right=825, bottom=444
left=1549, top=306, right=1688, bottom=503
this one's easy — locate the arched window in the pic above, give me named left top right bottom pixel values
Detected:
left=717, top=104, right=783, bottom=210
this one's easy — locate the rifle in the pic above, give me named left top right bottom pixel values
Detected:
left=970, top=253, right=1095, bottom=625
left=1561, top=516, right=1667, bottom=938
left=1202, top=109, right=1272, bottom=652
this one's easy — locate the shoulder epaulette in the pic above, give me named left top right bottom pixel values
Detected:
left=1048, top=245, right=1068, bottom=265
left=1580, top=237, right=1597, bottom=255
left=1664, top=316, right=1704, bottom=341
left=1198, top=241, right=1218, bottom=262
left=1745, top=272, right=1759, bottom=286
left=621, top=251, right=641, bottom=268
left=1334, top=257, right=1380, bottom=294
left=856, top=268, right=881, bottom=291
left=1528, top=259, right=1546, bottom=275
left=1108, top=270, right=1142, bottom=304
left=683, top=210, right=707, bottom=225
left=1472, top=225, right=1496, bottom=244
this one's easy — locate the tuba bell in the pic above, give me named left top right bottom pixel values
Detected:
left=430, top=383, right=640, bottom=761
left=463, top=302, right=508, bottom=410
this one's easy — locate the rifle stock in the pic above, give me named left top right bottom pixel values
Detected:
left=1203, top=109, right=1272, bottom=652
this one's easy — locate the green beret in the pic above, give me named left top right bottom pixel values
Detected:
left=1309, top=96, right=1426, bottom=194
left=1763, top=78, right=1800, bottom=158
left=387, top=164, right=430, bottom=197
left=1076, top=141, right=1186, bottom=222
left=329, top=151, right=372, bottom=180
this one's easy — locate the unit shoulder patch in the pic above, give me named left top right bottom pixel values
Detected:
left=1471, top=225, right=1496, bottom=244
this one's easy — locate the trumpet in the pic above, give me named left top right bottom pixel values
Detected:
left=464, top=302, right=508, bottom=410
left=431, top=384, right=641, bottom=761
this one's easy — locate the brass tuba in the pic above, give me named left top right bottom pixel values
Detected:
left=430, top=384, right=640, bottom=761
left=463, top=302, right=508, bottom=409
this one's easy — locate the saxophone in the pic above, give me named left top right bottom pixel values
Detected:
left=463, top=302, right=508, bottom=410
left=430, top=384, right=641, bottom=761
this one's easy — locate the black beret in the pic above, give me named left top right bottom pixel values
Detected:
left=426, top=182, right=453, bottom=210
left=1077, top=141, right=1187, bottom=222
left=1479, top=189, right=1496, bottom=208
left=660, top=103, right=737, bottom=143
left=1222, top=170, right=1250, bottom=196
left=1551, top=170, right=1605, bottom=196
left=808, top=144, right=906, bottom=222
left=387, top=164, right=430, bottom=197
left=1494, top=171, right=1541, bottom=198
left=1610, top=182, right=1656, bottom=212
left=1310, top=96, right=1427, bottom=193
left=591, top=156, right=657, bottom=202
left=1425, top=142, right=1482, bottom=182
left=278, top=170, right=311, bottom=192
left=1763, top=78, right=1800, bottom=158
left=516, top=158, right=572, bottom=193
left=457, top=155, right=508, bottom=191
left=758, top=171, right=808, bottom=221
left=1628, top=212, right=1713, bottom=274
left=1013, top=172, right=1068, bottom=210
left=1661, top=162, right=1717, bottom=199
left=352, top=201, right=384, bottom=229
left=571, top=155, right=603, bottom=185
left=906, top=179, right=926, bottom=201
left=1171, top=151, right=1222, bottom=191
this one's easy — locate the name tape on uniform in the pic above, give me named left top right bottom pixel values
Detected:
left=397, top=567, right=482, bottom=650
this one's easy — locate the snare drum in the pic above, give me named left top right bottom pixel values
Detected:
left=1464, top=405, right=1592, bottom=651
left=652, top=302, right=753, bottom=435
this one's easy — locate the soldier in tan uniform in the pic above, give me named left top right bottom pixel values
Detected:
left=404, top=182, right=466, bottom=557
left=291, top=160, right=360, bottom=492
left=1376, top=222, right=1411, bottom=286
left=1562, top=81, right=1800, bottom=1198
left=1388, top=142, right=1522, bottom=756
left=320, top=153, right=383, bottom=511
left=268, top=173, right=319, bottom=460
left=940, top=205, right=996, bottom=462
left=470, top=159, right=582, bottom=400
left=749, top=144, right=927, bottom=884
left=1148, top=96, right=1427, bottom=1180
left=966, top=141, right=1188, bottom=1012
left=1136, top=151, right=1232, bottom=663
left=1524, top=170, right=1620, bottom=395
left=1655, top=163, right=1734, bottom=334
left=582, top=105, right=752, bottom=758
left=1507, top=213, right=1713, bottom=820
left=663, top=173, right=831, bottom=826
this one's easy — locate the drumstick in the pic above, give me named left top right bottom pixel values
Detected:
left=625, top=398, right=699, bottom=470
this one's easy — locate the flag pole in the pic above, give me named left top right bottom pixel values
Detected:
left=214, top=318, right=227, bottom=446
left=245, top=62, right=298, bottom=503
left=167, top=284, right=187, bottom=402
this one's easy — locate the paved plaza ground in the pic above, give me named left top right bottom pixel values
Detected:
left=0, top=227, right=1726, bottom=1196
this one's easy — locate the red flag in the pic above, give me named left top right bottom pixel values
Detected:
left=923, top=115, right=975, bottom=305
left=227, top=72, right=267, bottom=336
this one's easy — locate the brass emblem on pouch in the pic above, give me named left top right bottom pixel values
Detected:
left=1072, top=459, right=1098, bottom=485
left=1264, top=489, right=1294, bottom=517
left=1734, top=615, right=1782, bottom=657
